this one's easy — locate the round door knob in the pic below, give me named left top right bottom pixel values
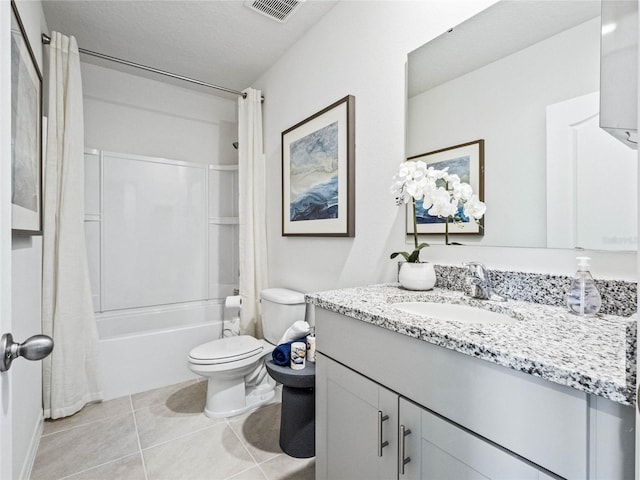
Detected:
left=0, top=333, right=54, bottom=372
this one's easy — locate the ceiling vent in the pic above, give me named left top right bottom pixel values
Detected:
left=244, top=0, right=305, bottom=23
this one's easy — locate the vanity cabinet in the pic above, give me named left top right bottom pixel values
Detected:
left=316, top=354, right=398, bottom=479
left=399, top=397, right=555, bottom=480
left=315, top=307, right=634, bottom=479
left=318, top=354, right=553, bottom=480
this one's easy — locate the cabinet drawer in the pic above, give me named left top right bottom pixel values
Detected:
left=316, top=307, right=588, bottom=479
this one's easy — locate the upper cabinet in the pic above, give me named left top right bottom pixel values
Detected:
left=600, top=0, right=638, bottom=148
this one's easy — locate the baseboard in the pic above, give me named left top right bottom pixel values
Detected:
left=18, top=412, right=43, bottom=480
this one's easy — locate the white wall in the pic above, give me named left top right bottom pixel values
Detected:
left=9, top=1, right=48, bottom=477
left=256, top=0, right=636, bottom=291
left=81, top=62, right=238, bottom=165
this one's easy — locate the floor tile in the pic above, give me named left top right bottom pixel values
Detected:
left=134, top=382, right=221, bottom=449
left=131, top=379, right=200, bottom=411
left=259, top=455, right=315, bottom=480
left=226, top=466, right=268, bottom=480
left=62, top=453, right=146, bottom=480
left=31, top=412, right=139, bottom=480
left=42, top=396, right=132, bottom=436
left=228, top=403, right=282, bottom=463
left=143, top=423, right=255, bottom=480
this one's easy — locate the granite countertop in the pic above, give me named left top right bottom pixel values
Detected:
left=306, top=284, right=637, bottom=406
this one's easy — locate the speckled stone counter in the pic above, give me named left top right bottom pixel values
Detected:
left=306, top=284, right=637, bottom=406
left=434, top=265, right=637, bottom=316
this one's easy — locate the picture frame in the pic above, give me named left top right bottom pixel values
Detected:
left=10, top=0, right=43, bottom=235
left=281, top=95, right=355, bottom=237
left=407, top=139, right=484, bottom=236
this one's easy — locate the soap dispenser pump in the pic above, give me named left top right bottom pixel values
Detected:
left=566, top=257, right=601, bottom=316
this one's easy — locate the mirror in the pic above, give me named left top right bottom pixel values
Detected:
left=407, top=0, right=637, bottom=251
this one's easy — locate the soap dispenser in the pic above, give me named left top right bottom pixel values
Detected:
left=566, top=257, right=601, bottom=316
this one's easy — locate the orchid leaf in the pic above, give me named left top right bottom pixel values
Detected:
left=390, top=251, right=410, bottom=261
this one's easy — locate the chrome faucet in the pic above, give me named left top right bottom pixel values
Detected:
left=463, top=262, right=506, bottom=301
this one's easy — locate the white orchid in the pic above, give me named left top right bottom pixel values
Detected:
left=391, top=160, right=486, bottom=257
left=463, top=195, right=487, bottom=220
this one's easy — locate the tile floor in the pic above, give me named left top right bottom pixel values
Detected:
left=30, top=380, right=315, bottom=480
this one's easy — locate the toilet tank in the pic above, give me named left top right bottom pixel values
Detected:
left=260, top=288, right=306, bottom=345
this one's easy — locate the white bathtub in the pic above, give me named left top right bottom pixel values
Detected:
left=97, top=301, right=222, bottom=400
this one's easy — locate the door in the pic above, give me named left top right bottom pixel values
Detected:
left=1, top=0, right=14, bottom=477
left=316, top=354, right=398, bottom=480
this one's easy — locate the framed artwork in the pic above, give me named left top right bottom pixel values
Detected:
left=407, top=139, right=484, bottom=236
left=10, top=0, right=43, bottom=235
left=282, top=95, right=355, bottom=237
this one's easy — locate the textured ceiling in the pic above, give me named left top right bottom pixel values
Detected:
left=41, top=0, right=338, bottom=98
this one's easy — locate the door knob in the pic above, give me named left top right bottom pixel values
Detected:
left=0, top=333, right=54, bottom=372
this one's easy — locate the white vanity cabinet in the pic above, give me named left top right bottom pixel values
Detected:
left=318, top=354, right=553, bottom=480
left=399, top=397, right=555, bottom=480
left=315, top=307, right=635, bottom=479
left=316, top=354, right=398, bottom=479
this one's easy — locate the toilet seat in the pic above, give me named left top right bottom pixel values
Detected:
left=188, top=335, right=264, bottom=365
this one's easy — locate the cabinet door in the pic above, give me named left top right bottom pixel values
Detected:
left=399, top=398, right=550, bottom=480
left=316, top=353, right=398, bottom=480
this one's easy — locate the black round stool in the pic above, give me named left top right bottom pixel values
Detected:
left=265, top=359, right=315, bottom=458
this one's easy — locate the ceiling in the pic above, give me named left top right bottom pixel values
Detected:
left=408, top=0, right=601, bottom=98
left=41, top=0, right=338, bottom=98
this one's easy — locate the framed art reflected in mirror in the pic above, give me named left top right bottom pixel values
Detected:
left=406, top=139, right=484, bottom=237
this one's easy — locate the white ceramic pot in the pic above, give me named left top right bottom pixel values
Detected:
left=398, top=262, right=436, bottom=291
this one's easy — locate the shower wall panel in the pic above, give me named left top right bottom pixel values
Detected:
left=84, top=150, right=238, bottom=313
left=102, top=152, right=208, bottom=310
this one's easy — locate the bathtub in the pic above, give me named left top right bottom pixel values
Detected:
left=97, top=301, right=222, bottom=400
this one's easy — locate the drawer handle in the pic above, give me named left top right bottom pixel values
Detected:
left=399, top=424, right=411, bottom=474
left=378, top=410, right=389, bottom=457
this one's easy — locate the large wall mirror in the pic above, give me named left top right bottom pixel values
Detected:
left=407, top=0, right=637, bottom=251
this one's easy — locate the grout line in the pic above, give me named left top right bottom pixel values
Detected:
left=41, top=398, right=134, bottom=437
left=57, top=453, right=141, bottom=480
left=129, top=379, right=201, bottom=412
left=222, top=464, right=264, bottom=480
left=130, top=395, right=149, bottom=480
left=225, top=415, right=281, bottom=480
left=41, top=409, right=134, bottom=438
left=226, top=418, right=260, bottom=463
left=139, top=422, right=224, bottom=452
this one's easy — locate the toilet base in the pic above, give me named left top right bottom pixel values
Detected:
left=203, top=375, right=275, bottom=419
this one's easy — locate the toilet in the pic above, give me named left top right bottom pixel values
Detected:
left=188, top=288, right=306, bottom=418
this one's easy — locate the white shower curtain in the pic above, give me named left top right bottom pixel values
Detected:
left=42, top=32, right=102, bottom=419
left=238, top=88, right=269, bottom=336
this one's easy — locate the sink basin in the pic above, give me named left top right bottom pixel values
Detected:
left=394, top=302, right=516, bottom=324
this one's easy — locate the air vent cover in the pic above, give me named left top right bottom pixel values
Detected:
left=245, top=0, right=305, bottom=23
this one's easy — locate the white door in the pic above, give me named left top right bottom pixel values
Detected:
left=1, top=0, right=14, bottom=477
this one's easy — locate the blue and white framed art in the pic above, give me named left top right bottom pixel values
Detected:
left=282, top=95, right=355, bottom=237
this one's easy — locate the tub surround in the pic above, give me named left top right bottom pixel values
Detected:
left=306, top=283, right=637, bottom=406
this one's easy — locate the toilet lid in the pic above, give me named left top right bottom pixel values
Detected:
left=188, top=335, right=264, bottom=365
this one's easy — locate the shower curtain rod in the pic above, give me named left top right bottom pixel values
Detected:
left=41, top=33, right=259, bottom=100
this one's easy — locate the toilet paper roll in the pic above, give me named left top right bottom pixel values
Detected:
left=290, top=342, right=306, bottom=370
left=225, top=295, right=242, bottom=309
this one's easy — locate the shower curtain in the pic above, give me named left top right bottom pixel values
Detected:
left=238, top=88, right=269, bottom=336
left=42, top=32, right=102, bottom=418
